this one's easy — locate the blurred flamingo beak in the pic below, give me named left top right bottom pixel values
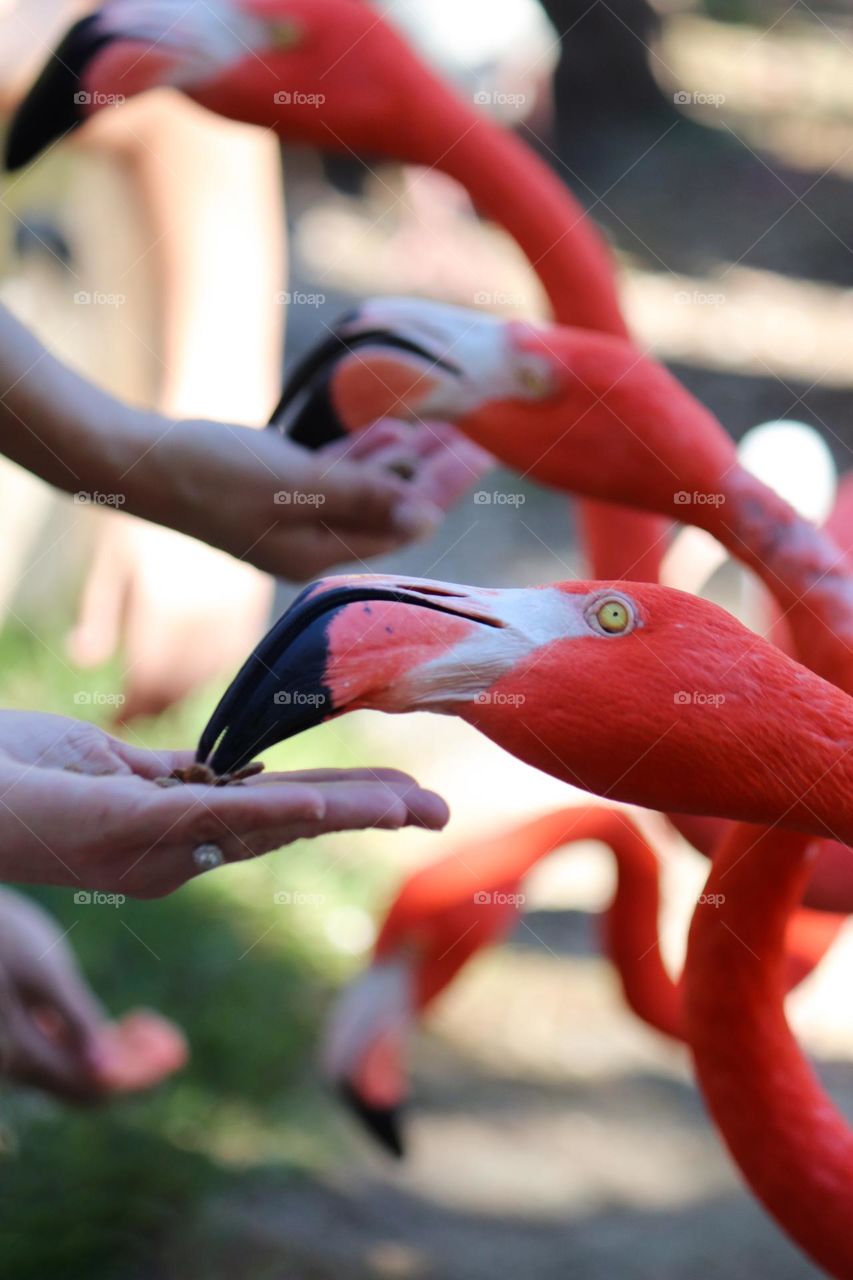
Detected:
left=269, top=310, right=462, bottom=448
left=197, top=575, right=510, bottom=775
left=269, top=297, right=553, bottom=447
left=5, top=16, right=111, bottom=170
left=338, top=1081, right=405, bottom=1159
left=321, top=958, right=413, bottom=1158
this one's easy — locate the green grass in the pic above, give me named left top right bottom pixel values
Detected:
left=0, top=615, right=397, bottom=1279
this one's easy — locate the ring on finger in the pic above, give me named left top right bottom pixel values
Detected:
left=193, top=843, right=225, bottom=872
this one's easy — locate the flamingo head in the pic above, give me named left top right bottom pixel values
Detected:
left=5, top=0, right=451, bottom=171
left=272, top=297, right=749, bottom=521
left=321, top=957, right=412, bottom=1158
left=322, top=885, right=521, bottom=1156
left=270, top=297, right=561, bottom=448
left=198, top=572, right=853, bottom=840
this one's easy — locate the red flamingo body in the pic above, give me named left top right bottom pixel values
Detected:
left=686, top=825, right=853, bottom=1278
left=324, top=804, right=841, bottom=1155
left=376, top=807, right=679, bottom=1037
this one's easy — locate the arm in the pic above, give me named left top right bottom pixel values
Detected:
left=0, top=301, right=454, bottom=573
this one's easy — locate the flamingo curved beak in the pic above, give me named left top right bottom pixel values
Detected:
left=198, top=574, right=512, bottom=775
left=269, top=309, right=465, bottom=448
left=338, top=1082, right=405, bottom=1159
left=269, top=298, right=555, bottom=448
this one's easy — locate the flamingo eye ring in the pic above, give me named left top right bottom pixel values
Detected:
left=586, top=595, right=636, bottom=636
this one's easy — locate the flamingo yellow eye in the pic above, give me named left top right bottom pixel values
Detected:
left=267, top=20, right=303, bottom=49
left=517, top=363, right=552, bottom=399
left=596, top=599, right=631, bottom=634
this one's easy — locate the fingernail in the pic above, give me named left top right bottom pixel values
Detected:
left=393, top=499, right=442, bottom=537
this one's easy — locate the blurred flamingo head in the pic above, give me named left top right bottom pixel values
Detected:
left=5, top=0, right=456, bottom=170
left=271, top=298, right=561, bottom=449
left=322, top=880, right=521, bottom=1155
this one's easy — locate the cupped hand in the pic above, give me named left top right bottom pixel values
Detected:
left=0, top=713, right=449, bottom=897
left=136, top=416, right=493, bottom=580
left=0, top=888, right=185, bottom=1101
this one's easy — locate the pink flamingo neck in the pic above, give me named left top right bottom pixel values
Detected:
left=433, top=113, right=671, bottom=584
left=382, top=807, right=836, bottom=1049
left=435, top=119, right=628, bottom=337
left=685, top=826, right=852, bottom=1278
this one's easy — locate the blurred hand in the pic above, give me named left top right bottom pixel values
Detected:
left=0, top=713, right=449, bottom=897
left=133, top=416, right=493, bottom=580
left=0, top=888, right=106, bottom=1101
left=68, top=517, right=273, bottom=724
left=0, top=888, right=186, bottom=1101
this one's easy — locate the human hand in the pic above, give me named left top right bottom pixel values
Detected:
left=128, top=415, right=492, bottom=580
left=0, top=888, right=186, bottom=1101
left=0, top=712, right=449, bottom=897
left=68, top=515, right=273, bottom=723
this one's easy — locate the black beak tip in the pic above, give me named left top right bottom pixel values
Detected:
left=339, top=1083, right=406, bottom=1159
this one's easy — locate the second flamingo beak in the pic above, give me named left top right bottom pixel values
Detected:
left=5, top=15, right=112, bottom=170
left=269, top=312, right=464, bottom=448
left=198, top=575, right=513, bottom=775
left=268, top=297, right=554, bottom=448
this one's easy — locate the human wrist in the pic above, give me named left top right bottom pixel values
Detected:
left=67, top=398, right=163, bottom=511
left=111, top=410, right=193, bottom=530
